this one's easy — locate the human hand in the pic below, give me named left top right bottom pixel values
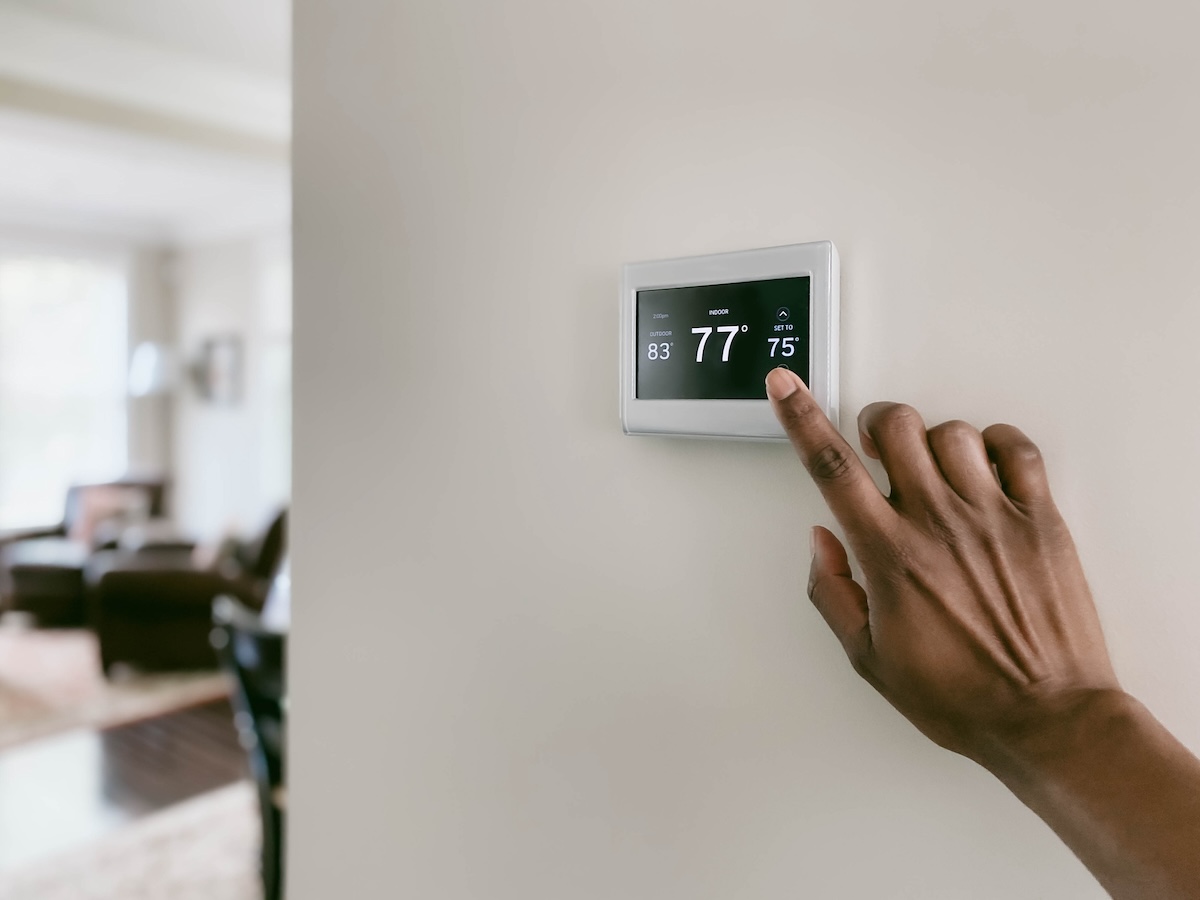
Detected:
left=765, top=367, right=1121, bottom=764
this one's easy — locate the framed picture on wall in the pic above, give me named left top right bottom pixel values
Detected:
left=196, top=335, right=244, bottom=405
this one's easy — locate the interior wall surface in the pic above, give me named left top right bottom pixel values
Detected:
left=127, top=245, right=173, bottom=477
left=171, top=232, right=290, bottom=540
left=291, top=2, right=1200, bottom=897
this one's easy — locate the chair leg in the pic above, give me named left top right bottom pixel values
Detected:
left=259, top=792, right=283, bottom=900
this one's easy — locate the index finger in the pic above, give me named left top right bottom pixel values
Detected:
left=766, top=367, right=893, bottom=531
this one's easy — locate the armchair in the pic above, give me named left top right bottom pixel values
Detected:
left=0, top=479, right=167, bottom=627
left=89, top=508, right=286, bottom=674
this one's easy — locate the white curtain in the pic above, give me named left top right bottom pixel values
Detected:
left=0, top=251, right=128, bottom=529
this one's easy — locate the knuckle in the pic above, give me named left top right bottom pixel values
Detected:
left=809, top=442, right=856, bottom=483
left=874, top=403, right=922, bottom=437
left=981, top=423, right=1016, bottom=448
left=1009, top=441, right=1044, bottom=469
left=931, top=419, right=976, bottom=443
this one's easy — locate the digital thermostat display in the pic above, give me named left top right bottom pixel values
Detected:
left=620, top=241, right=839, bottom=440
left=636, top=277, right=810, bottom=400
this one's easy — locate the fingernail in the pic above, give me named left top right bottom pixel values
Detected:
left=765, top=367, right=804, bottom=401
left=809, top=526, right=818, bottom=559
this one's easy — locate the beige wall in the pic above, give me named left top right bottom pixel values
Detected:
left=126, top=246, right=173, bottom=476
left=291, top=2, right=1200, bottom=897
left=170, top=234, right=290, bottom=539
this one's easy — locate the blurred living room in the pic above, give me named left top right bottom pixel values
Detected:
left=0, top=2, right=290, bottom=898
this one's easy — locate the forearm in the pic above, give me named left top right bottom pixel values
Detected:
left=979, top=690, right=1200, bottom=900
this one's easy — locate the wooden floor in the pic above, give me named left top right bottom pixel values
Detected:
left=0, top=699, right=248, bottom=872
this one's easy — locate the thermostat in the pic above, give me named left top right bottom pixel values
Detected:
left=620, top=241, right=839, bottom=440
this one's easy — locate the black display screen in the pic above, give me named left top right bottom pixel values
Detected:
left=636, top=276, right=810, bottom=399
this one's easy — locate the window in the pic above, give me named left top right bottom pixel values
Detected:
left=0, top=251, right=129, bottom=529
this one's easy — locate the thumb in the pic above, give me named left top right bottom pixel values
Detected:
left=808, top=526, right=873, bottom=670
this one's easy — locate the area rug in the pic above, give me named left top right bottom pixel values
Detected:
left=0, top=781, right=261, bottom=900
left=0, top=621, right=232, bottom=751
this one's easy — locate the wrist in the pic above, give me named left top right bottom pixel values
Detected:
left=972, top=687, right=1143, bottom=782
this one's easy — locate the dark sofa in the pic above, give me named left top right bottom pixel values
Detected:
left=89, top=508, right=287, bottom=675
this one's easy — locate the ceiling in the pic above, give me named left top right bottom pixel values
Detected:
left=1, top=0, right=289, bottom=79
left=0, top=0, right=290, bottom=245
left=0, top=107, right=288, bottom=243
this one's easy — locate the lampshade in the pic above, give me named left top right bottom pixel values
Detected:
left=128, top=342, right=180, bottom=397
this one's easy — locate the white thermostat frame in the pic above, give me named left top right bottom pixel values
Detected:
left=620, top=241, right=839, bottom=440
